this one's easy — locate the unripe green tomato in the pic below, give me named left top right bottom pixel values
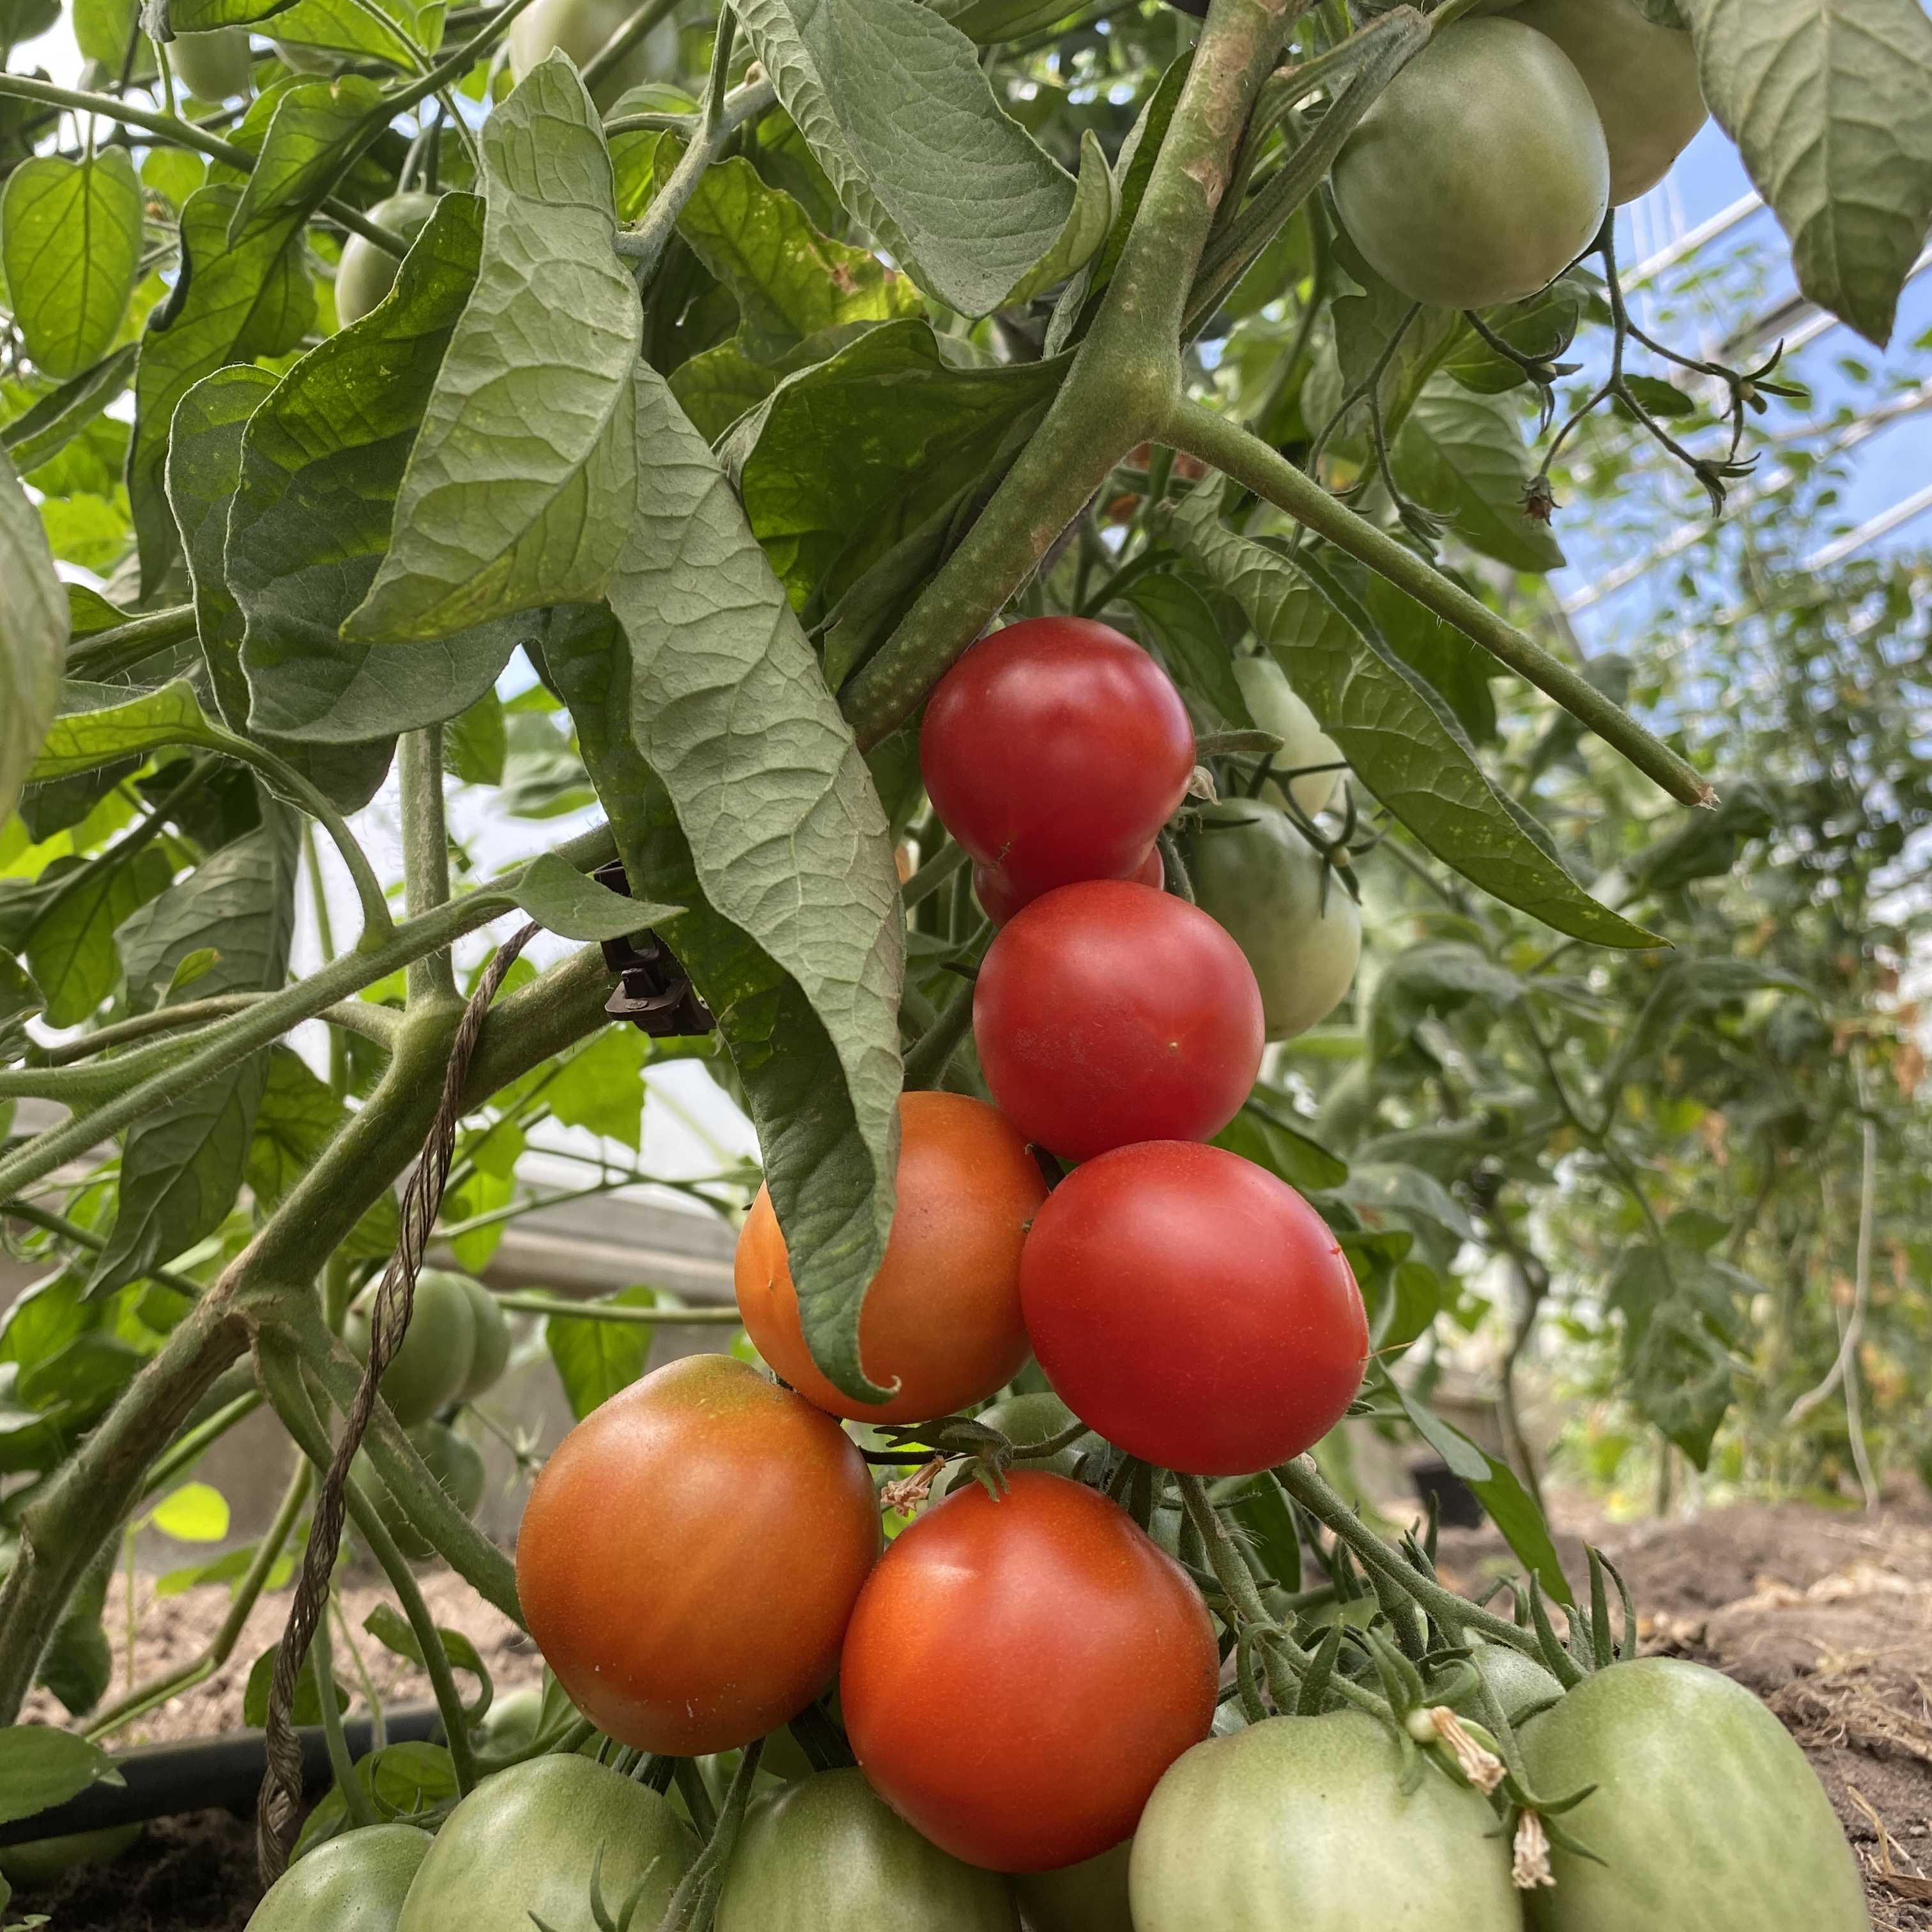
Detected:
left=1489, top=0, right=1706, bottom=204
left=396, top=1758, right=695, bottom=1932
left=452, top=1273, right=511, bottom=1399
left=1188, top=801, right=1361, bottom=1043
left=0, top=1824, right=141, bottom=1887
left=356, top=1420, right=487, bottom=1562
left=246, top=1823, right=432, bottom=1932
left=938, top=1392, right=1100, bottom=1498
left=1463, top=1638, right=1565, bottom=1726
left=1521, top=1657, right=1867, bottom=1931
left=475, top=1683, right=544, bottom=1756
left=344, top=1269, right=476, bottom=1425
left=1013, top=1841, right=1131, bottom=1932
left=1332, top=17, right=1609, bottom=311
left=167, top=27, right=252, bottom=100
left=334, top=192, right=441, bottom=327
left=1232, top=656, right=1344, bottom=819
left=1129, top=1711, right=1519, bottom=1931
left=714, top=1770, right=1020, bottom=1932
left=507, top=0, right=675, bottom=110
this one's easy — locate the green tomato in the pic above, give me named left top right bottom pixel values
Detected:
left=475, top=1683, right=544, bottom=1756
left=1521, top=1657, right=1867, bottom=1930
left=452, top=1273, right=511, bottom=1399
left=507, top=0, right=676, bottom=109
left=1332, top=17, right=1609, bottom=311
left=1012, top=1842, right=1132, bottom=1932
left=167, top=27, right=252, bottom=100
left=335, top=192, right=442, bottom=328
left=273, top=38, right=337, bottom=71
left=715, top=1770, right=1020, bottom=1932
left=0, top=1823, right=141, bottom=1887
left=344, top=1268, right=476, bottom=1426
left=1501, top=0, right=1706, bottom=205
left=938, top=1392, right=1101, bottom=1497
left=395, top=1757, right=696, bottom=1932
left=1188, top=801, right=1361, bottom=1043
left=247, top=1824, right=433, bottom=1932
left=1464, top=1639, right=1565, bottom=1726
left=1232, top=657, right=1343, bottom=819
left=1130, top=1710, right=1519, bottom=1931
left=356, top=1420, right=487, bottom=1562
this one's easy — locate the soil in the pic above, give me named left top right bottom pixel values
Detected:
left=13, top=1502, right=1930, bottom=1929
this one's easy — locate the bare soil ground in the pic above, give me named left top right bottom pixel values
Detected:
left=15, top=1501, right=1930, bottom=1929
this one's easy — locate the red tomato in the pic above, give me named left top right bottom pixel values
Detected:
left=734, top=1091, right=1047, bottom=1423
left=974, top=842, right=1163, bottom=928
left=516, top=1354, right=880, bottom=1754
left=921, top=619, right=1195, bottom=907
left=1021, top=1142, right=1368, bottom=1476
left=839, top=1472, right=1217, bottom=1872
left=973, top=881, right=1264, bottom=1161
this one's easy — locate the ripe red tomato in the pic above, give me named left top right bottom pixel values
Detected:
left=1020, top=1142, right=1368, bottom=1476
left=973, top=881, right=1264, bottom=1161
left=735, top=1091, right=1047, bottom=1423
left=974, top=842, right=1162, bottom=928
left=840, top=1472, right=1217, bottom=1873
left=921, top=619, right=1194, bottom=908
left=516, top=1354, right=880, bottom=1754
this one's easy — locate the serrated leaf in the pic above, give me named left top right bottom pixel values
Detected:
left=129, top=183, right=315, bottom=592
left=510, top=851, right=680, bottom=942
left=1, top=152, right=144, bottom=379
left=0, top=448, right=67, bottom=831
left=600, top=370, right=902, bottom=1400
left=344, top=61, right=643, bottom=644
left=725, top=317, right=1059, bottom=608
left=229, top=192, right=525, bottom=741
left=1393, top=382, right=1564, bottom=574
left=670, top=150, right=923, bottom=361
left=0, top=1726, right=123, bottom=1827
left=1, top=344, right=138, bottom=473
left=733, top=0, right=1113, bottom=316
left=544, top=1283, right=659, bottom=1418
left=1164, top=493, right=1659, bottom=949
left=542, top=1023, right=650, bottom=1148
left=150, top=1479, right=231, bottom=1541
left=1677, top=0, right=1932, bottom=346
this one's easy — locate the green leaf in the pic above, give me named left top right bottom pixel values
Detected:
left=246, top=1043, right=344, bottom=1208
left=227, top=75, right=386, bottom=255
left=24, top=847, right=175, bottom=1026
left=1223, top=1469, right=1301, bottom=1594
left=29, top=680, right=225, bottom=781
left=545, top=1283, right=659, bottom=1418
left=129, top=182, right=315, bottom=592
left=0, top=1726, right=123, bottom=1827
left=725, top=318, right=1059, bottom=608
left=1391, top=1384, right=1572, bottom=1606
left=0, top=447, right=67, bottom=831
left=1392, top=383, right=1563, bottom=574
left=0, top=0, right=59, bottom=42
left=542, top=1023, right=650, bottom=1148
left=242, top=1640, right=349, bottom=1729
left=670, top=150, right=923, bottom=361
left=1606, top=1246, right=1747, bottom=1469
left=510, top=851, right=680, bottom=942
left=0, top=151, right=143, bottom=380
left=160, top=0, right=441, bottom=63
left=1441, top=277, right=1589, bottom=396
left=344, top=61, right=643, bottom=645
left=1213, top=1100, right=1350, bottom=1193
left=1339, top=1160, right=1479, bottom=1245
left=442, top=686, right=506, bottom=785
left=149, top=1479, right=231, bottom=1541
left=1, top=344, right=138, bottom=473
left=89, top=811, right=300, bottom=1297
left=603, top=369, right=902, bottom=1400
left=361, top=1603, right=492, bottom=1721
left=1123, top=571, right=1247, bottom=728
left=36, top=1602, right=114, bottom=1717
left=1368, top=941, right=1525, bottom=1065
left=732, top=0, right=1113, bottom=316
left=1163, top=494, right=1659, bottom=949
left=228, top=192, right=524, bottom=742
left=1677, top=0, right=1932, bottom=346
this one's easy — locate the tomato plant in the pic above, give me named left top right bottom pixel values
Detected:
left=715, top=1768, right=1020, bottom=1930
left=1130, top=1711, right=1521, bottom=1931
left=164, top=26, right=252, bottom=100
left=516, top=1354, right=879, bottom=1753
left=357, top=1420, right=486, bottom=1563
left=248, top=1823, right=433, bottom=1932
left=335, top=194, right=445, bottom=326
left=921, top=618, right=1195, bottom=916
left=973, top=842, right=1162, bottom=928
left=343, top=1272, right=483, bottom=1427
left=841, top=1473, right=1218, bottom=1872
left=973, top=880, right=1265, bottom=1161
left=1011, top=1842, right=1133, bottom=1932
left=1021, top=1142, right=1368, bottom=1476
left=1231, top=657, right=1343, bottom=820
left=734, top=1090, right=1044, bottom=1423
left=394, top=1756, right=695, bottom=1931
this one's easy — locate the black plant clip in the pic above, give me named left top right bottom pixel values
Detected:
left=592, top=861, right=716, bottom=1037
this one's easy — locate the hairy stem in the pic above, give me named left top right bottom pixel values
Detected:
left=399, top=726, right=457, bottom=1005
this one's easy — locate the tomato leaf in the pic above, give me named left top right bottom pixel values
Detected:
left=243, top=1641, right=350, bottom=1729
left=0, top=152, right=143, bottom=379
left=23, top=847, right=176, bottom=1028
left=1676, top=0, right=1932, bottom=346
left=544, top=1284, right=660, bottom=1418
left=732, top=0, right=1114, bottom=316
left=344, top=61, right=644, bottom=644
left=362, top=1603, right=494, bottom=1722
left=1164, top=493, right=1660, bottom=949
left=509, top=853, right=681, bottom=944
left=1392, top=383, right=1565, bottom=574
left=0, top=1726, right=123, bottom=1827
left=0, top=447, right=67, bottom=832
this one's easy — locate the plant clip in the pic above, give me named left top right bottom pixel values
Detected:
left=591, top=862, right=716, bottom=1037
